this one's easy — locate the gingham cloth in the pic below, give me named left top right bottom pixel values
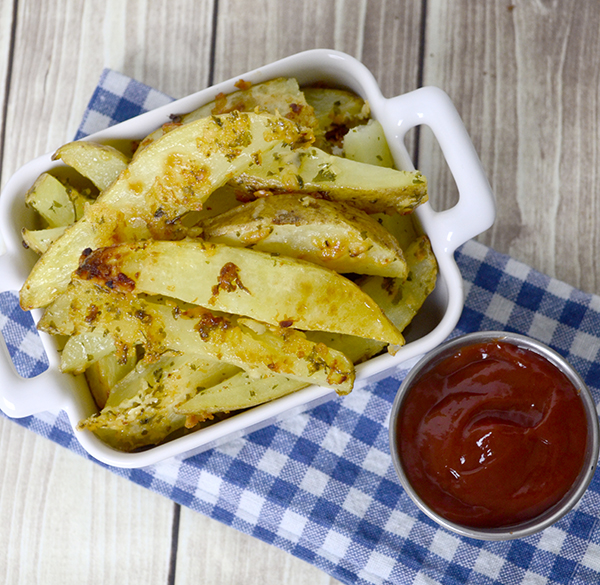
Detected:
left=2, top=69, right=600, bottom=585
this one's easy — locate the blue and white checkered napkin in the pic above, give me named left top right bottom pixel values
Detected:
left=2, top=69, right=600, bottom=585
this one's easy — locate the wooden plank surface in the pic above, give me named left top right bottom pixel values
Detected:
left=0, top=0, right=599, bottom=584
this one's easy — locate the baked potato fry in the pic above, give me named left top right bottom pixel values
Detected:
left=25, top=172, right=75, bottom=228
left=39, top=280, right=356, bottom=393
left=201, top=194, right=408, bottom=278
left=74, top=240, right=404, bottom=345
left=358, top=235, right=438, bottom=332
left=136, top=77, right=317, bottom=154
left=20, top=111, right=310, bottom=310
left=176, top=371, right=306, bottom=418
left=303, top=87, right=369, bottom=152
left=21, top=226, right=67, bottom=255
left=79, top=354, right=238, bottom=451
left=230, top=143, right=427, bottom=214
left=53, top=141, right=130, bottom=192
left=85, top=351, right=138, bottom=409
left=343, top=119, right=394, bottom=168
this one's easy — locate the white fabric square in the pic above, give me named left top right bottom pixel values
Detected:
left=504, top=257, right=530, bottom=281
left=143, top=88, right=173, bottom=111
left=537, top=526, right=566, bottom=555
left=486, top=293, right=515, bottom=324
left=79, top=110, right=113, bottom=136
left=528, top=312, right=558, bottom=345
left=546, top=278, right=574, bottom=301
left=19, top=330, right=47, bottom=360
left=384, top=509, right=415, bottom=538
left=429, top=529, right=460, bottom=562
left=343, top=487, right=373, bottom=517
left=195, top=470, right=222, bottom=504
left=257, top=448, right=288, bottom=477
left=277, top=509, right=307, bottom=543
left=361, top=551, right=395, bottom=581
left=237, top=491, right=265, bottom=524
left=102, top=69, right=131, bottom=95
left=322, top=529, right=351, bottom=560
left=321, top=427, right=352, bottom=457
left=581, top=542, right=600, bottom=572
left=300, top=467, right=330, bottom=497
left=361, top=447, right=390, bottom=476
left=473, top=549, right=504, bottom=579
left=570, top=330, right=600, bottom=362
left=462, top=240, right=489, bottom=262
left=217, top=438, right=245, bottom=459
left=520, top=571, right=549, bottom=585
left=342, top=387, right=372, bottom=415
left=278, top=411, right=310, bottom=437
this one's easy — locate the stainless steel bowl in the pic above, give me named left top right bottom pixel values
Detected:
left=388, top=331, right=600, bottom=541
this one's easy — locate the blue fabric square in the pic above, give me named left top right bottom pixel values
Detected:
left=474, top=262, right=504, bottom=292
left=49, top=426, right=72, bottom=448
left=253, top=524, right=276, bottom=544
left=310, top=499, right=341, bottom=526
left=331, top=459, right=361, bottom=487
left=269, top=478, right=298, bottom=507
left=549, top=556, right=578, bottom=583
left=516, top=281, right=546, bottom=312
left=569, top=510, right=597, bottom=541
left=560, top=299, right=588, bottom=330
left=289, top=436, right=320, bottom=466
left=373, top=477, right=401, bottom=509
left=171, top=486, right=195, bottom=507
left=351, top=415, right=381, bottom=446
left=88, top=86, right=122, bottom=118
left=225, top=459, right=255, bottom=488
left=506, top=540, right=536, bottom=570
left=129, top=468, right=154, bottom=488
left=212, top=505, right=235, bottom=526
left=248, top=424, right=278, bottom=448
left=442, top=562, right=473, bottom=584
left=356, top=519, right=384, bottom=547
left=112, top=97, right=145, bottom=123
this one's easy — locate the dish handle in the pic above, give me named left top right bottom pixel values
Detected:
left=0, top=290, right=66, bottom=418
left=382, top=86, right=496, bottom=254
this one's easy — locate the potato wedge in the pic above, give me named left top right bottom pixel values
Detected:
left=201, top=194, right=407, bottom=278
left=358, top=235, right=438, bottom=332
left=343, top=119, right=394, bottom=168
left=20, top=111, right=310, bottom=310
left=61, top=331, right=117, bottom=374
left=21, top=226, right=67, bottom=255
left=79, top=354, right=238, bottom=451
left=230, top=143, right=428, bottom=214
left=39, top=280, right=356, bottom=393
left=74, top=239, right=404, bottom=345
left=25, top=172, right=75, bottom=228
left=136, top=78, right=317, bottom=154
left=85, top=351, right=138, bottom=409
left=53, top=141, right=130, bottom=192
left=176, top=371, right=306, bottom=418
left=303, top=87, right=370, bottom=152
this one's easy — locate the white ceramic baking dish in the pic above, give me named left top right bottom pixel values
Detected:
left=0, top=49, right=495, bottom=468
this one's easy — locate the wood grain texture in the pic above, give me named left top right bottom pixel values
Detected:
left=175, top=511, right=337, bottom=585
left=422, top=0, right=600, bottom=294
left=0, top=420, right=173, bottom=585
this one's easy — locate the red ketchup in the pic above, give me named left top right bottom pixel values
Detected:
left=397, top=340, right=589, bottom=528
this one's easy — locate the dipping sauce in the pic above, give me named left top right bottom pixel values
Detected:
left=397, top=340, right=589, bottom=529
